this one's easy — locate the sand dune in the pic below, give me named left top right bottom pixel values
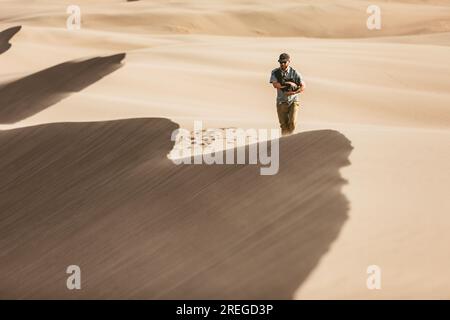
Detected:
left=2, top=0, right=450, bottom=38
left=0, top=0, right=449, bottom=299
left=0, top=118, right=352, bottom=299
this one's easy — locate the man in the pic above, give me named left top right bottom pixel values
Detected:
left=269, top=53, right=305, bottom=136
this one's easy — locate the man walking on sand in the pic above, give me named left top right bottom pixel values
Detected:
left=270, top=53, right=305, bottom=136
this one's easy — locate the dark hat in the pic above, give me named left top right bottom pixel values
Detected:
left=278, top=53, right=290, bottom=62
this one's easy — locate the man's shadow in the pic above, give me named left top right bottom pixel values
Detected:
left=0, top=118, right=352, bottom=299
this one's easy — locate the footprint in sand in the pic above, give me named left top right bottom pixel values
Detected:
left=169, top=127, right=258, bottom=160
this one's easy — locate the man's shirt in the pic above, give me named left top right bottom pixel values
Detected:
left=269, top=66, right=303, bottom=105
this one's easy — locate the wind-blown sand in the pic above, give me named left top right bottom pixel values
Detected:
left=0, top=0, right=449, bottom=299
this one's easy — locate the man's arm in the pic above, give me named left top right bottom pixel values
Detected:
left=270, top=70, right=286, bottom=90
left=272, top=81, right=284, bottom=89
left=285, top=70, right=305, bottom=95
left=285, top=82, right=306, bottom=95
left=297, top=81, right=305, bottom=93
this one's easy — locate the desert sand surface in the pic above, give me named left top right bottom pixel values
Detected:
left=0, top=0, right=449, bottom=299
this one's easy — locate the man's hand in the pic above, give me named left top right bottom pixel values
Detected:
left=284, top=81, right=297, bottom=87
left=285, top=86, right=304, bottom=96
left=285, top=82, right=305, bottom=95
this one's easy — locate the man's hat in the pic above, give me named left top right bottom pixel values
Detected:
left=278, top=53, right=290, bottom=62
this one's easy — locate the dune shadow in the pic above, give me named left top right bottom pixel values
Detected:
left=0, top=53, right=126, bottom=124
left=0, top=26, right=21, bottom=55
left=0, top=118, right=352, bottom=299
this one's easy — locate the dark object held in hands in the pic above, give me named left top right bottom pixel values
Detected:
left=274, top=69, right=300, bottom=92
left=281, top=78, right=299, bottom=92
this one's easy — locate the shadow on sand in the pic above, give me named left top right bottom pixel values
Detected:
left=0, top=117, right=353, bottom=299
left=0, top=53, right=126, bottom=124
left=0, top=26, right=21, bottom=55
